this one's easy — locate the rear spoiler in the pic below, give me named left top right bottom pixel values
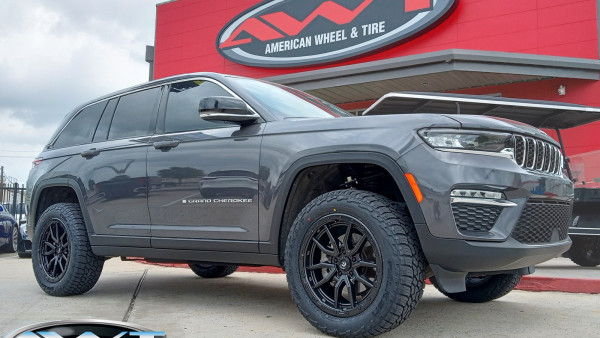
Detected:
left=363, top=92, right=600, bottom=129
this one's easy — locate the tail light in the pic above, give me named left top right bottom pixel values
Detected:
left=32, top=158, right=43, bottom=168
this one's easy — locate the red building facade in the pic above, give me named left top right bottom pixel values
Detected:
left=153, top=0, right=600, bottom=161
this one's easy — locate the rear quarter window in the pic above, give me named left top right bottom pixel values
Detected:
left=53, top=101, right=108, bottom=149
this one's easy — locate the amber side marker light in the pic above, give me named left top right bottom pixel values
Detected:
left=405, top=173, right=423, bottom=203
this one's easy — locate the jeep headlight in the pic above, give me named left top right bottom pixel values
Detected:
left=419, top=129, right=515, bottom=158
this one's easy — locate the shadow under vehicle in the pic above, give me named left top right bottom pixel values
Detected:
left=366, top=92, right=600, bottom=267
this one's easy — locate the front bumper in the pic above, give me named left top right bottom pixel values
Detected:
left=398, top=144, right=573, bottom=289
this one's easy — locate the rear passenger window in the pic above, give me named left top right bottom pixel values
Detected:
left=53, top=101, right=108, bottom=149
left=108, top=87, right=161, bottom=140
left=165, top=80, right=233, bottom=133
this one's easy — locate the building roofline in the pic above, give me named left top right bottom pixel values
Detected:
left=264, top=49, right=600, bottom=91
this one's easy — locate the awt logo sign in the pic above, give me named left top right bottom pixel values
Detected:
left=216, top=0, right=457, bottom=67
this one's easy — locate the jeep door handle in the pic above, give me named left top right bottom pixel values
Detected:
left=153, top=140, right=180, bottom=150
left=81, top=148, right=100, bottom=158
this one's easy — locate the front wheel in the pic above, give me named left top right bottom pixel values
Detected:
left=285, top=190, right=426, bottom=337
left=32, top=203, right=104, bottom=296
left=431, top=273, right=522, bottom=303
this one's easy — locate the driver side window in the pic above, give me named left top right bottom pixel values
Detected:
left=165, top=80, right=234, bottom=133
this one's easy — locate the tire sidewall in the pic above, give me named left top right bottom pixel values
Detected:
left=32, top=207, right=76, bottom=292
left=10, top=224, right=19, bottom=253
left=286, top=193, right=412, bottom=332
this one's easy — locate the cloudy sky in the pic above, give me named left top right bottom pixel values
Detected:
left=0, top=0, right=164, bottom=184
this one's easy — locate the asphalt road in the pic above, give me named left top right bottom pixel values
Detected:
left=1, top=252, right=599, bottom=337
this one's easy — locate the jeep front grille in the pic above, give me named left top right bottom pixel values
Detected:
left=511, top=201, right=571, bottom=244
left=514, top=135, right=563, bottom=175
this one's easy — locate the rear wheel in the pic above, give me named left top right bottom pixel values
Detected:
left=568, top=237, right=600, bottom=267
left=285, top=190, right=425, bottom=337
left=188, top=264, right=239, bottom=278
left=431, top=273, right=522, bottom=303
left=32, top=203, right=104, bottom=296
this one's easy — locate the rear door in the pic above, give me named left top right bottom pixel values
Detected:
left=75, top=87, right=163, bottom=248
left=146, top=78, right=263, bottom=252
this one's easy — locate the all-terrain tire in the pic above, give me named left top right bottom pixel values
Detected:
left=431, top=273, right=522, bottom=303
left=285, top=189, right=426, bottom=337
left=188, top=264, right=239, bottom=278
left=568, top=237, right=600, bottom=267
left=32, top=203, right=104, bottom=296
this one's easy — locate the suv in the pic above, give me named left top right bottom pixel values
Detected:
left=27, top=74, right=585, bottom=337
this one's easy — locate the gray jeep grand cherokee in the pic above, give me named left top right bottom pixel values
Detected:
left=27, top=73, right=582, bottom=337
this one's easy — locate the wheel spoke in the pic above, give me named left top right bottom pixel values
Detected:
left=50, top=224, right=58, bottom=242
left=49, top=256, right=58, bottom=276
left=346, top=278, right=356, bottom=308
left=343, top=223, right=353, bottom=250
left=58, top=256, right=65, bottom=273
left=347, top=235, right=367, bottom=255
left=308, top=262, right=335, bottom=270
left=355, top=259, right=377, bottom=269
left=333, top=277, right=345, bottom=309
left=312, top=269, right=336, bottom=289
left=354, top=269, right=375, bottom=289
left=312, top=237, right=335, bottom=257
left=324, top=225, right=340, bottom=256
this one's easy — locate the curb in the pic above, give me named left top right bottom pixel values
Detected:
left=139, top=261, right=600, bottom=294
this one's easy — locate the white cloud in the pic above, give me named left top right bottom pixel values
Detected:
left=0, top=0, right=163, bottom=183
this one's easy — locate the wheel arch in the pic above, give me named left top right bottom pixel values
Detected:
left=29, top=179, right=94, bottom=236
left=264, top=151, right=426, bottom=264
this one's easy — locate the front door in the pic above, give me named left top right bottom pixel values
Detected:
left=146, top=79, right=263, bottom=252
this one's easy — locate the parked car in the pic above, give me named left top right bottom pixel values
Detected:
left=0, top=204, right=18, bottom=253
left=562, top=151, right=600, bottom=267
left=16, top=222, right=32, bottom=258
left=26, top=73, right=595, bottom=337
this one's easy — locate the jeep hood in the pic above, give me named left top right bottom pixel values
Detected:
left=363, top=92, right=600, bottom=130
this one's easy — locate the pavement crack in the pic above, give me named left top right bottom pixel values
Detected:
left=123, top=268, right=148, bottom=322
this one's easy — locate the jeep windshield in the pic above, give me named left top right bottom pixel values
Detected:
left=230, top=77, right=352, bottom=119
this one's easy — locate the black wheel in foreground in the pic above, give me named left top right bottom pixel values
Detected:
left=431, top=273, right=522, bottom=303
left=188, top=263, right=239, bottom=278
left=32, top=203, right=104, bottom=296
left=285, top=190, right=425, bottom=337
left=568, top=237, right=600, bottom=267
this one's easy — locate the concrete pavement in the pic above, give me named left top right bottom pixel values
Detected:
left=1, top=253, right=599, bottom=337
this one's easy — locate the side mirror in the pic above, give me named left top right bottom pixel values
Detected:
left=199, top=96, right=259, bottom=126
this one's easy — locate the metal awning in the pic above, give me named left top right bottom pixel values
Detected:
left=363, top=92, right=600, bottom=129
left=265, top=49, right=600, bottom=105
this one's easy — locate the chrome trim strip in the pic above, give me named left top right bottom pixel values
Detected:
left=436, top=148, right=515, bottom=159
left=450, top=197, right=518, bottom=207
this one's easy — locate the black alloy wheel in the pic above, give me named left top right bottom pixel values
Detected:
left=39, top=219, right=70, bottom=282
left=301, top=214, right=382, bottom=317
left=286, top=189, right=426, bottom=337
left=32, top=203, right=104, bottom=296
